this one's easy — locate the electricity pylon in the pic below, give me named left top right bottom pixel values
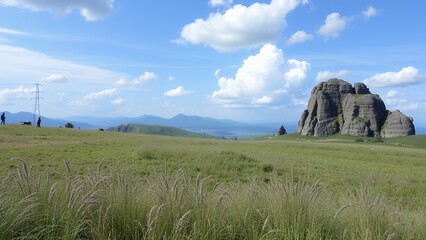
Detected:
left=32, top=82, right=42, bottom=125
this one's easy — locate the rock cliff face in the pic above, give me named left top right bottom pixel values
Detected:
left=297, top=79, right=415, bottom=137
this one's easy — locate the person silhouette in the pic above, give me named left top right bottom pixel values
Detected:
left=1, top=112, right=5, bottom=125
left=37, top=117, right=41, bottom=128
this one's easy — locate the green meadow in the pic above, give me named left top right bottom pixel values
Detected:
left=0, top=125, right=425, bottom=239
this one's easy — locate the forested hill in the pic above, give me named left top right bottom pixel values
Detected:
left=108, top=124, right=222, bottom=139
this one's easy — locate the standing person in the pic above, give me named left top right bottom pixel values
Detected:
left=37, top=117, right=41, bottom=128
left=1, top=112, right=5, bottom=125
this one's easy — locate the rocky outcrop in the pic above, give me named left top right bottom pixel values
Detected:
left=297, top=79, right=415, bottom=138
left=380, top=110, right=415, bottom=138
left=277, top=125, right=287, bottom=135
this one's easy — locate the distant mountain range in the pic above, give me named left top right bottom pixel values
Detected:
left=2, top=111, right=96, bottom=129
left=65, top=113, right=294, bottom=138
left=3, top=111, right=297, bottom=138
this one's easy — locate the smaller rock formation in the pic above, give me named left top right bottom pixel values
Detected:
left=380, top=110, right=415, bottom=138
left=277, top=125, right=287, bottom=135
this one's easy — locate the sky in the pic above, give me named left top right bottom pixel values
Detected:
left=1, top=0, right=426, bottom=126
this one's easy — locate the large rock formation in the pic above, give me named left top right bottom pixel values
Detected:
left=298, top=79, right=415, bottom=138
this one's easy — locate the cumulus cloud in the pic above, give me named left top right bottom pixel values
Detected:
left=83, top=88, right=116, bottom=100
left=318, top=12, right=347, bottom=38
left=0, top=0, right=114, bottom=21
left=316, top=70, right=349, bottom=82
left=286, top=30, right=313, bottom=45
left=283, top=59, right=310, bottom=88
left=211, top=44, right=309, bottom=108
left=42, top=73, right=67, bottom=83
left=164, top=86, right=193, bottom=97
left=178, top=0, right=307, bottom=51
left=362, top=6, right=379, bottom=19
left=363, top=66, right=426, bottom=88
left=209, top=0, right=233, bottom=7
left=115, top=72, right=158, bottom=87
left=212, top=44, right=284, bottom=99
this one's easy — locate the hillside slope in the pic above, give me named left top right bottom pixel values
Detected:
left=108, top=124, right=221, bottom=139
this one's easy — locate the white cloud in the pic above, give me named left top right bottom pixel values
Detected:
left=83, top=88, right=116, bottom=100
left=384, top=90, right=419, bottom=111
left=179, top=0, right=307, bottom=51
left=316, top=70, right=349, bottom=82
left=212, top=44, right=284, bottom=99
left=0, top=27, right=28, bottom=35
left=363, top=66, right=426, bottom=88
left=0, top=44, right=127, bottom=116
left=68, top=87, right=118, bottom=111
left=170, top=38, right=186, bottom=46
left=42, top=73, right=67, bottom=83
left=362, top=6, right=379, bottom=19
left=0, top=86, right=34, bottom=94
left=211, top=44, right=309, bottom=108
left=164, top=86, right=193, bottom=97
left=115, top=72, right=158, bottom=87
left=387, top=90, right=397, bottom=98
left=214, top=69, right=221, bottom=78
left=0, top=85, right=34, bottom=103
left=318, top=12, right=347, bottom=38
left=252, top=96, right=272, bottom=104
left=209, top=0, right=233, bottom=7
left=272, top=89, right=288, bottom=95
left=167, top=76, right=175, bottom=81
left=283, top=59, right=310, bottom=88
left=0, top=44, right=125, bottom=86
left=286, top=30, right=313, bottom=45
left=111, top=98, right=125, bottom=105
left=291, top=97, right=307, bottom=106
left=0, top=0, right=114, bottom=21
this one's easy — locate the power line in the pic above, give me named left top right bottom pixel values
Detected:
left=32, top=82, right=43, bottom=125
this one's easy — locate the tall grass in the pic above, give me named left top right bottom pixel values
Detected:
left=0, top=159, right=425, bottom=239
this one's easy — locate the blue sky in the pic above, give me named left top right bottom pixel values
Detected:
left=1, top=0, right=425, bottom=126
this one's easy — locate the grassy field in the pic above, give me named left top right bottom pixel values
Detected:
left=0, top=124, right=425, bottom=239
